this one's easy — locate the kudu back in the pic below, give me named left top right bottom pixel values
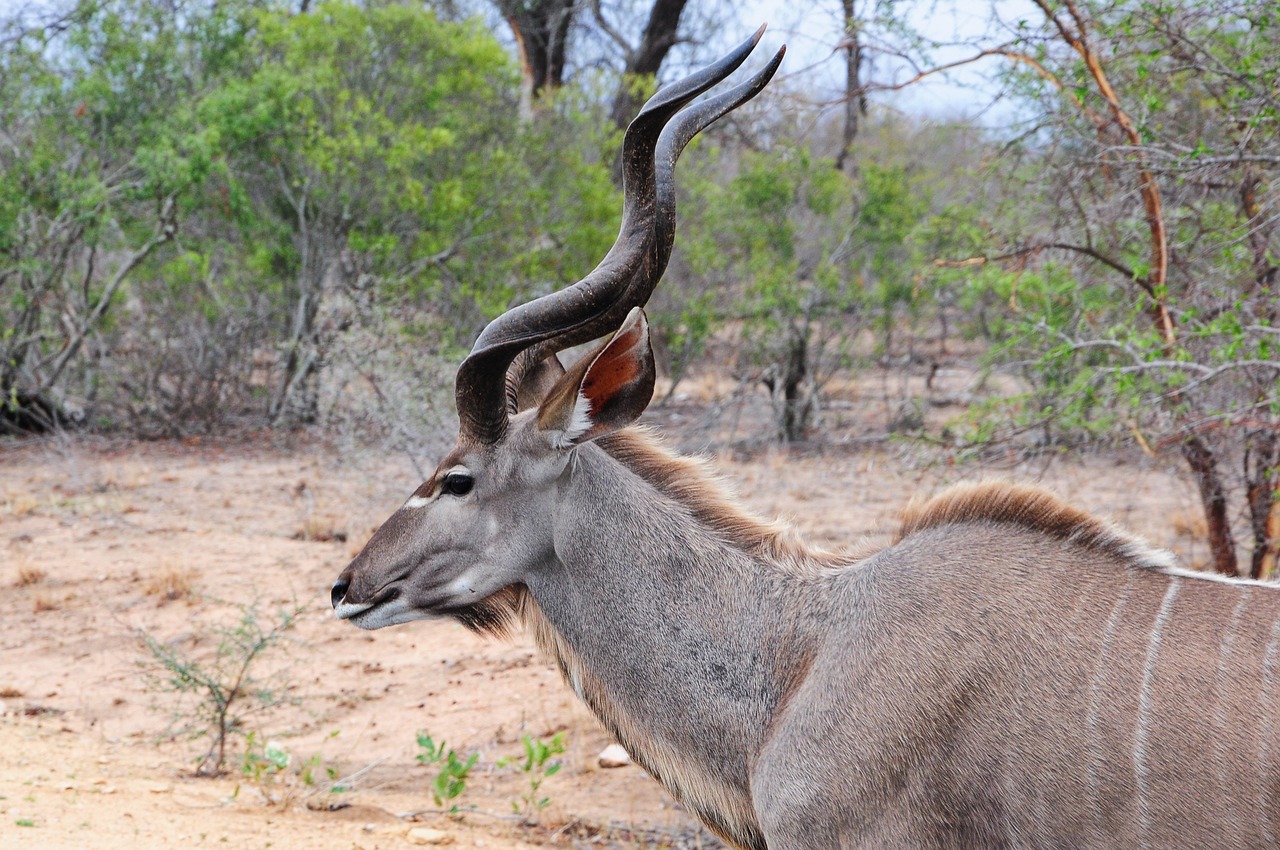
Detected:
left=332, top=29, right=1280, bottom=850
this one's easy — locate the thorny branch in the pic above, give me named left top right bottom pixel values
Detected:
left=850, top=0, right=1179, bottom=347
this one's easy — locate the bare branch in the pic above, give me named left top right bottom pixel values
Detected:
left=935, top=242, right=1137, bottom=281
left=0, top=4, right=82, bottom=49
left=37, top=195, right=178, bottom=393
left=589, top=0, right=632, bottom=59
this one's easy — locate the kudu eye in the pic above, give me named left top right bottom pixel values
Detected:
left=441, top=472, right=474, bottom=497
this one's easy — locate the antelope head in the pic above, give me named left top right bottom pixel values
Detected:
left=331, top=29, right=784, bottom=632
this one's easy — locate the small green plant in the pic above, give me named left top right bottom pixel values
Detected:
left=416, top=732, right=477, bottom=811
left=240, top=731, right=291, bottom=785
left=15, top=818, right=36, bottom=827
left=499, top=732, right=565, bottom=822
left=301, top=751, right=347, bottom=793
left=236, top=730, right=349, bottom=807
left=138, top=601, right=302, bottom=776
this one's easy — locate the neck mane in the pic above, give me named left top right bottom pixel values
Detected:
left=896, top=480, right=1178, bottom=572
left=597, top=426, right=857, bottom=569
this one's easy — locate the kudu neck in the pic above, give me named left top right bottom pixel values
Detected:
left=543, top=438, right=831, bottom=627
left=521, top=441, right=834, bottom=823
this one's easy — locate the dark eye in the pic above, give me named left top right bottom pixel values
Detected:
left=441, top=472, right=474, bottom=497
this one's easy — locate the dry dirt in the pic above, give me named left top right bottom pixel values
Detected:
left=0, top=410, right=1209, bottom=849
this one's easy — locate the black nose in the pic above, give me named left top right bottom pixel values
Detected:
left=331, top=578, right=349, bottom=609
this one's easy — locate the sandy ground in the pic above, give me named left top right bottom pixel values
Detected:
left=0, top=404, right=1207, bottom=849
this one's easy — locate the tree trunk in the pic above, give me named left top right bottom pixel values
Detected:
left=1245, top=429, right=1280, bottom=579
left=270, top=182, right=326, bottom=428
left=1182, top=434, right=1239, bottom=576
left=499, top=0, right=576, bottom=105
left=761, top=328, right=811, bottom=443
left=1240, top=169, right=1278, bottom=321
left=781, top=332, right=808, bottom=442
left=607, top=0, right=690, bottom=130
left=834, top=0, right=866, bottom=173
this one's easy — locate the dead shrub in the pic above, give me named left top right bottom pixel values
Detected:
left=292, top=515, right=348, bottom=543
left=16, top=564, right=46, bottom=587
left=145, top=565, right=198, bottom=604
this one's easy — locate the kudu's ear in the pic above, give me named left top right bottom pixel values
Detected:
left=511, top=354, right=566, bottom=412
left=537, top=308, right=655, bottom=449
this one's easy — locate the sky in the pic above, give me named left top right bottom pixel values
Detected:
left=728, top=0, right=1040, bottom=124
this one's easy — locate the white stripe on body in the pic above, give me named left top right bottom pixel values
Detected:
left=1134, top=577, right=1180, bottom=848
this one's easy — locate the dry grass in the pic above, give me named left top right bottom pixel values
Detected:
left=0, top=685, right=24, bottom=699
left=144, top=564, right=198, bottom=604
left=33, top=594, right=59, bottom=613
left=2, top=493, right=40, bottom=517
left=1170, top=508, right=1209, bottom=540
left=15, top=564, right=47, bottom=587
left=92, top=468, right=151, bottom=492
left=293, top=514, right=348, bottom=543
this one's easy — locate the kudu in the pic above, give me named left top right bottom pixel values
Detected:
left=333, top=28, right=1280, bottom=850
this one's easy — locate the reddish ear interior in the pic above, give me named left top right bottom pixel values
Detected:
left=575, top=310, right=655, bottom=442
left=536, top=308, right=655, bottom=446
left=581, top=319, right=646, bottom=410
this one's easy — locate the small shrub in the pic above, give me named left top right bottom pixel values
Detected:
left=240, top=731, right=292, bottom=783
left=139, top=602, right=302, bottom=776
left=237, top=730, right=354, bottom=809
left=1170, top=509, right=1209, bottom=541
left=3, top=494, right=39, bottom=517
left=292, top=515, right=348, bottom=543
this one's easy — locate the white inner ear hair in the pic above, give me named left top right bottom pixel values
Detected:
left=553, top=390, right=594, bottom=450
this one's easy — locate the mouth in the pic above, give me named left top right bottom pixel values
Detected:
left=333, top=598, right=377, bottom=620
left=335, top=584, right=405, bottom=629
left=334, top=585, right=450, bottom=630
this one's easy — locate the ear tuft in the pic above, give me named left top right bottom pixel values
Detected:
left=537, top=308, right=655, bottom=448
left=555, top=389, right=594, bottom=448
